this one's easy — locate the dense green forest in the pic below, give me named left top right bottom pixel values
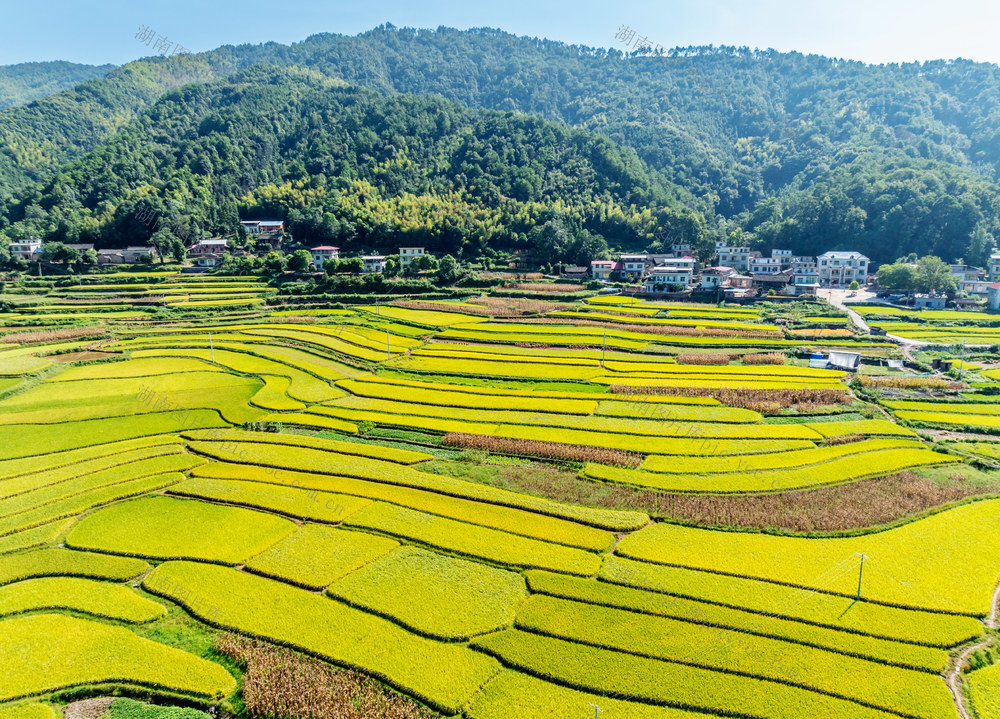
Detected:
left=1, top=66, right=701, bottom=263
left=0, top=61, right=115, bottom=109
left=2, top=25, right=1000, bottom=264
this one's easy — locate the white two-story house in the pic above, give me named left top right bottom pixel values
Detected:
left=817, top=251, right=870, bottom=288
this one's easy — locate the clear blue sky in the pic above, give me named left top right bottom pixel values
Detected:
left=3, top=0, right=999, bottom=67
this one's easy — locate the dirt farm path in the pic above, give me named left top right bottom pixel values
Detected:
left=946, top=580, right=1000, bottom=719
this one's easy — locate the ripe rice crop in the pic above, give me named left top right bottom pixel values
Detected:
left=609, top=384, right=850, bottom=413
left=441, top=433, right=642, bottom=467
left=0, top=449, right=197, bottom=511
left=66, top=495, right=296, bottom=565
left=0, top=548, right=149, bottom=585
left=0, top=613, right=235, bottom=701
left=245, top=524, right=399, bottom=590
left=583, top=446, right=956, bottom=493
left=884, top=400, right=1000, bottom=416
left=0, top=440, right=184, bottom=496
left=805, top=419, right=916, bottom=438
left=969, top=663, right=1000, bottom=719
left=471, top=629, right=894, bottom=719
left=514, top=595, right=952, bottom=716
left=186, top=439, right=647, bottom=532
left=360, top=306, right=488, bottom=327
left=599, top=556, right=981, bottom=647
left=676, top=352, right=730, bottom=365
left=614, top=498, right=1000, bottom=615
left=0, top=472, right=185, bottom=538
left=142, top=561, right=500, bottom=714
left=594, top=400, right=760, bottom=423
left=183, top=428, right=433, bottom=464
left=169, top=477, right=373, bottom=524
left=344, top=503, right=602, bottom=575
left=192, top=462, right=615, bottom=552
left=349, top=374, right=719, bottom=405
left=0, top=577, right=165, bottom=623
left=856, top=376, right=965, bottom=390
left=546, top=310, right=777, bottom=333
left=0, top=704, right=55, bottom=719
left=0, top=522, right=71, bottom=557
left=0, top=412, right=227, bottom=463
left=338, top=377, right=599, bottom=415
left=743, top=352, right=786, bottom=365
left=465, top=671, right=705, bottom=719
left=495, top=425, right=816, bottom=456
left=895, top=409, right=1000, bottom=431
left=327, top=546, right=527, bottom=640
left=640, top=438, right=925, bottom=474
left=524, top=571, right=948, bottom=672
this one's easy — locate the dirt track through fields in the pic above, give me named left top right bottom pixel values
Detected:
left=946, top=579, right=1000, bottom=719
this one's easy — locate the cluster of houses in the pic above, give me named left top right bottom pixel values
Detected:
left=589, top=244, right=871, bottom=297
left=308, top=246, right=426, bottom=273
left=8, top=238, right=158, bottom=265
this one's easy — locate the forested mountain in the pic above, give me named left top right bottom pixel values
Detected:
left=2, top=25, right=1000, bottom=264
left=4, top=66, right=700, bottom=263
left=0, top=61, right=116, bottom=109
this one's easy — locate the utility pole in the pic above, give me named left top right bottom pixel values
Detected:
left=386, top=328, right=391, bottom=360
left=856, top=553, right=866, bottom=600
left=601, top=329, right=606, bottom=369
left=589, top=703, right=604, bottom=719
left=209, top=331, right=215, bottom=364
left=959, top=340, right=965, bottom=380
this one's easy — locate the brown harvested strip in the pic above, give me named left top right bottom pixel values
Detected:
left=517, top=317, right=783, bottom=338
left=490, top=466, right=1000, bottom=533
left=218, top=633, right=437, bottom=719
left=1, top=326, right=108, bottom=344
left=502, top=282, right=582, bottom=293
left=742, top=352, right=786, bottom=365
left=442, top=432, right=642, bottom=468
left=856, top=376, right=966, bottom=390
left=676, top=353, right=731, bottom=365
left=609, top=384, right=851, bottom=413
left=820, top=433, right=866, bottom=446
left=394, top=297, right=559, bottom=318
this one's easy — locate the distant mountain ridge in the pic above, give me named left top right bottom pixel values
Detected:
left=0, top=60, right=116, bottom=109
left=1, top=25, right=999, bottom=264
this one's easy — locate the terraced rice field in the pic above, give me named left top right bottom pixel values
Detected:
left=0, top=289, right=994, bottom=719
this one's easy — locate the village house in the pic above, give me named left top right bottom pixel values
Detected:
left=590, top=259, right=617, bottom=281
left=753, top=269, right=794, bottom=295
left=700, top=266, right=736, bottom=290
left=914, top=293, right=947, bottom=309
left=362, top=255, right=387, bottom=273
left=189, top=239, right=229, bottom=256
left=122, top=246, right=157, bottom=263
left=64, top=243, right=95, bottom=254
left=817, top=251, right=870, bottom=287
left=989, top=252, right=1000, bottom=282
left=791, top=265, right=820, bottom=295
left=96, top=249, right=124, bottom=265
left=716, top=246, right=752, bottom=272
left=399, top=247, right=425, bottom=266
left=9, top=238, right=43, bottom=261
left=240, top=220, right=284, bottom=235
left=748, top=253, right=782, bottom=275
left=310, top=246, right=339, bottom=267
left=643, top=261, right=693, bottom=292
left=989, top=284, right=1000, bottom=312
left=619, top=254, right=650, bottom=280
